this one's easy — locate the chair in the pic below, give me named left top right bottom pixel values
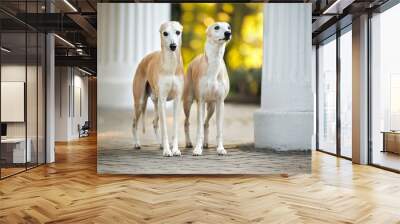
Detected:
left=79, top=121, right=90, bottom=138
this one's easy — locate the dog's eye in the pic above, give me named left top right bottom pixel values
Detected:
left=163, top=32, right=168, bottom=36
left=214, top=26, right=220, bottom=30
left=176, top=31, right=181, bottom=35
left=228, top=26, right=231, bottom=30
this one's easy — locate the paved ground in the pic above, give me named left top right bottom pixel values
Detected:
left=98, top=103, right=311, bottom=174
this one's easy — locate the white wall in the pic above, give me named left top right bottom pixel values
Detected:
left=72, top=74, right=89, bottom=138
left=1, top=64, right=46, bottom=164
left=1, top=66, right=26, bottom=128
left=55, top=67, right=69, bottom=141
left=1, top=65, right=40, bottom=138
left=55, top=67, right=89, bottom=141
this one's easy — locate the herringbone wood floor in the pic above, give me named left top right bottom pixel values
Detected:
left=1, top=135, right=400, bottom=224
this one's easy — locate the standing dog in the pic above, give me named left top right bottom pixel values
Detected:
left=132, top=21, right=184, bottom=157
left=183, top=22, right=231, bottom=156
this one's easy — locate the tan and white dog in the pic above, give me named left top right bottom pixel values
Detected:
left=183, top=22, right=231, bottom=156
left=132, top=21, right=184, bottom=157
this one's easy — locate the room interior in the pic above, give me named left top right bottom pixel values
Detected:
left=0, top=0, right=400, bottom=222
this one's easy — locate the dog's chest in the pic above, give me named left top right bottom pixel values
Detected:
left=199, top=76, right=225, bottom=101
left=162, top=54, right=178, bottom=73
left=158, top=75, right=183, bottom=100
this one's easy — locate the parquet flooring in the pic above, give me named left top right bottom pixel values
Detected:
left=1, top=135, right=400, bottom=223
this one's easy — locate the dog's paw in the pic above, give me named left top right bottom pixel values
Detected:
left=186, top=142, right=193, bottom=148
left=134, top=144, right=141, bottom=150
left=217, top=147, right=227, bottom=155
left=192, top=147, right=203, bottom=156
left=163, top=150, right=173, bottom=157
left=172, top=149, right=181, bottom=156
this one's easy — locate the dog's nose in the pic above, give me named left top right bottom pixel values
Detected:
left=224, top=32, right=231, bottom=39
left=169, top=43, right=177, bottom=51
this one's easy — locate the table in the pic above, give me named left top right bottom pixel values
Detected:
left=382, top=131, right=400, bottom=155
left=1, top=138, right=31, bottom=163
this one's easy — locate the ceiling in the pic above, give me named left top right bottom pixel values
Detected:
left=0, top=0, right=396, bottom=75
left=311, top=0, right=391, bottom=43
left=0, top=0, right=97, bottom=74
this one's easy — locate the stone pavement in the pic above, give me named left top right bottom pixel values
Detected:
left=98, top=103, right=311, bottom=174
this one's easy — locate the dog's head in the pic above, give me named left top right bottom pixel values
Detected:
left=206, top=22, right=232, bottom=44
left=159, top=21, right=183, bottom=52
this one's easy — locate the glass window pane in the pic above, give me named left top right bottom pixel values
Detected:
left=27, top=31, right=38, bottom=169
left=26, top=0, right=39, bottom=169
left=38, top=33, right=45, bottom=165
left=0, top=1, right=46, bottom=179
left=371, top=4, right=400, bottom=171
left=340, top=30, right=352, bottom=158
left=318, top=37, right=337, bottom=154
left=1, top=31, right=27, bottom=177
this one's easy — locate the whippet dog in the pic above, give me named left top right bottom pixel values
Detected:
left=132, top=21, right=184, bottom=157
left=183, top=22, right=231, bottom=156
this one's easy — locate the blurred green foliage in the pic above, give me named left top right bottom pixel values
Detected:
left=172, top=3, right=263, bottom=101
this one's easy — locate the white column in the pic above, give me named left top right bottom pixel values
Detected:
left=254, top=3, right=313, bottom=151
left=97, top=3, right=170, bottom=110
left=312, top=45, right=317, bottom=150
left=352, top=14, right=369, bottom=164
left=46, top=33, right=55, bottom=163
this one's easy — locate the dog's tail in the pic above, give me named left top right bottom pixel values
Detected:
left=141, top=82, right=151, bottom=134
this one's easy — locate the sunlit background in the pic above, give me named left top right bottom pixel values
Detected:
left=172, top=3, right=263, bottom=103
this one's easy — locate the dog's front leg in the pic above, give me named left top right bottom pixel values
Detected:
left=216, top=100, right=226, bottom=155
left=158, top=97, right=172, bottom=157
left=171, top=97, right=181, bottom=156
left=193, top=100, right=205, bottom=156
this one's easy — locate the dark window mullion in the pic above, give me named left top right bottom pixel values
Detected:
left=36, top=0, right=39, bottom=167
left=367, top=11, right=373, bottom=165
left=316, top=45, right=320, bottom=150
left=44, top=0, right=47, bottom=163
left=0, top=27, right=2, bottom=179
left=336, top=29, right=341, bottom=157
left=25, top=0, right=28, bottom=171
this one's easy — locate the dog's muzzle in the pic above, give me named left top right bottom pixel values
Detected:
left=169, top=43, right=177, bottom=51
left=223, top=32, right=231, bottom=41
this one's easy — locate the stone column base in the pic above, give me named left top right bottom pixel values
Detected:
left=254, top=110, right=313, bottom=151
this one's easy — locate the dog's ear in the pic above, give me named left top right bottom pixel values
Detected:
left=159, top=23, right=165, bottom=34
left=206, top=25, right=212, bottom=38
